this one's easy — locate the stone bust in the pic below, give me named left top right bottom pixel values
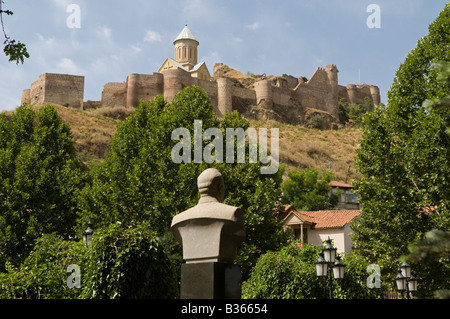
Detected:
left=171, top=168, right=245, bottom=264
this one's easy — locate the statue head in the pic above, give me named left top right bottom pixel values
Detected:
left=197, top=168, right=225, bottom=202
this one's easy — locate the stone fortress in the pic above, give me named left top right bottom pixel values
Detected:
left=21, top=25, right=380, bottom=125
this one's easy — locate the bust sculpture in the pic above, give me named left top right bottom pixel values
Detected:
left=171, top=168, right=245, bottom=264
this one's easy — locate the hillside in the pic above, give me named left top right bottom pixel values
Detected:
left=4, top=104, right=361, bottom=182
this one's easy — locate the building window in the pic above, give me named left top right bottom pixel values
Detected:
left=183, top=47, right=186, bottom=59
left=189, top=47, right=192, bottom=59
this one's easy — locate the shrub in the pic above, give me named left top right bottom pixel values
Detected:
left=0, top=233, right=86, bottom=299
left=242, top=245, right=327, bottom=299
left=81, top=222, right=178, bottom=299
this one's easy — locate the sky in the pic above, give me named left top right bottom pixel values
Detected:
left=0, top=0, right=448, bottom=111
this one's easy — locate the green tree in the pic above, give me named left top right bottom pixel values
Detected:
left=351, top=4, right=450, bottom=297
left=0, top=104, right=89, bottom=269
left=281, top=168, right=338, bottom=211
left=338, top=97, right=374, bottom=127
left=78, top=86, right=287, bottom=280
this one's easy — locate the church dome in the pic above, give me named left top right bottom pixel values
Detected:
left=174, top=25, right=199, bottom=44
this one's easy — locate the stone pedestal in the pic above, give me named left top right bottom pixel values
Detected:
left=181, top=262, right=241, bottom=299
left=171, top=168, right=246, bottom=299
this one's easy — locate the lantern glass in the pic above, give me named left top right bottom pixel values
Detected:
left=315, top=251, right=328, bottom=278
left=333, top=256, right=345, bottom=280
left=408, top=275, right=418, bottom=293
left=399, top=262, right=411, bottom=278
left=395, top=270, right=406, bottom=291
left=323, top=238, right=337, bottom=263
left=82, top=221, right=94, bottom=246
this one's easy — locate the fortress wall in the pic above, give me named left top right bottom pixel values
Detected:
left=231, top=86, right=256, bottom=115
left=338, top=85, right=349, bottom=102
left=345, top=84, right=379, bottom=107
left=101, top=82, right=127, bottom=107
left=29, top=75, right=46, bottom=105
left=21, top=89, right=31, bottom=105
left=271, top=85, right=293, bottom=107
left=196, top=78, right=219, bottom=113
left=126, top=73, right=164, bottom=107
left=282, top=74, right=300, bottom=89
left=162, top=69, right=193, bottom=103
left=42, top=73, right=84, bottom=108
left=295, top=83, right=329, bottom=110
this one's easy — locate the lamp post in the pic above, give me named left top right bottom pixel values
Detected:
left=315, top=237, right=345, bottom=299
left=395, top=262, right=418, bottom=299
left=82, top=220, right=94, bottom=247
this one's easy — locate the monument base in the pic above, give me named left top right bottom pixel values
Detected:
left=180, top=262, right=241, bottom=299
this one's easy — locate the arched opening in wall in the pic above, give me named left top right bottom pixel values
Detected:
left=178, top=47, right=181, bottom=60
left=189, top=47, right=192, bottom=59
left=183, top=47, right=187, bottom=59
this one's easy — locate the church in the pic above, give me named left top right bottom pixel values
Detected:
left=158, top=25, right=211, bottom=81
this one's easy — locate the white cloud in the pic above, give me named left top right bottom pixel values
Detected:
left=130, top=44, right=143, bottom=53
left=57, top=58, right=84, bottom=75
left=245, top=22, right=261, bottom=30
left=50, top=0, right=71, bottom=8
left=201, top=51, right=221, bottom=68
left=96, top=26, right=112, bottom=40
left=143, top=30, right=163, bottom=43
left=232, top=37, right=243, bottom=43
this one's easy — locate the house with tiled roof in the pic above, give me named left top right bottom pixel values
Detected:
left=329, top=180, right=360, bottom=210
left=283, top=205, right=360, bottom=253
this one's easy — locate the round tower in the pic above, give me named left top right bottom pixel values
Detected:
left=369, top=85, right=381, bottom=106
left=254, top=79, right=273, bottom=110
left=217, top=77, right=233, bottom=117
left=174, top=25, right=199, bottom=71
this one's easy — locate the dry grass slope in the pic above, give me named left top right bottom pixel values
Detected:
left=3, top=104, right=362, bottom=182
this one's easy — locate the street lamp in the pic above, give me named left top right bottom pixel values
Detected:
left=395, top=262, right=418, bottom=299
left=315, top=237, right=345, bottom=299
left=82, top=220, right=94, bottom=247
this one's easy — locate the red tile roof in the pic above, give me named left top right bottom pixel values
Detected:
left=284, top=206, right=360, bottom=229
left=329, top=181, right=354, bottom=188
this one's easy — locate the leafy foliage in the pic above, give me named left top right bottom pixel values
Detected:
left=81, top=222, right=178, bottom=299
left=0, top=233, right=86, bottom=299
left=242, top=245, right=327, bottom=299
left=242, top=244, right=386, bottom=299
left=351, top=4, right=450, bottom=297
left=281, top=168, right=338, bottom=211
left=338, top=97, right=374, bottom=127
left=0, top=104, right=89, bottom=269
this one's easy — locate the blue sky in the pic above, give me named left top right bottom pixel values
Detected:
left=0, top=0, right=447, bottom=111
